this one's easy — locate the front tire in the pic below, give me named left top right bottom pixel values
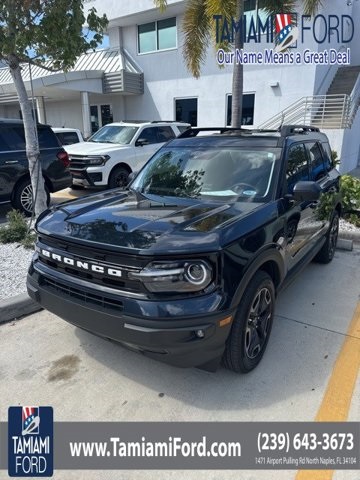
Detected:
left=108, top=166, right=130, bottom=189
left=314, top=211, right=339, bottom=264
left=12, top=178, right=50, bottom=216
left=223, top=271, right=275, bottom=373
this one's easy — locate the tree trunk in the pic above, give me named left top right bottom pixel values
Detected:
left=8, top=54, right=48, bottom=217
left=231, top=1, right=244, bottom=128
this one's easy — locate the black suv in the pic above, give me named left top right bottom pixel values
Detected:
left=27, top=125, right=341, bottom=373
left=0, top=119, right=71, bottom=215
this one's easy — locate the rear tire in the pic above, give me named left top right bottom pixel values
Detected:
left=108, top=166, right=130, bottom=189
left=314, top=211, right=339, bottom=264
left=12, top=178, right=50, bottom=216
left=223, top=271, right=275, bottom=373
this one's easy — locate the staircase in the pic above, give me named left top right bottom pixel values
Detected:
left=259, top=65, right=360, bottom=130
left=327, top=66, right=360, bottom=95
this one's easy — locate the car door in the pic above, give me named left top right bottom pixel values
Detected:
left=0, top=125, right=28, bottom=203
left=282, top=142, right=322, bottom=263
left=134, top=126, right=175, bottom=168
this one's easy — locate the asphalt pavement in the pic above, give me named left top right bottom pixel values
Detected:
left=0, top=246, right=359, bottom=480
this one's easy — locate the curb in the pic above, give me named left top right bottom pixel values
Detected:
left=0, top=292, right=43, bottom=324
left=338, top=230, right=360, bottom=243
left=336, top=237, right=353, bottom=251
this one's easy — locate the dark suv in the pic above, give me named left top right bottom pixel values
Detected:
left=0, top=119, right=71, bottom=215
left=27, top=125, right=341, bottom=373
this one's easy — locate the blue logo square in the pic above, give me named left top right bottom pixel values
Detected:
left=8, top=406, right=53, bottom=477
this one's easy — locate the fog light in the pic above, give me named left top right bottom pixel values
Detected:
left=195, top=329, right=205, bottom=338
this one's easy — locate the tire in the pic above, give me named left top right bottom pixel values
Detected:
left=108, top=166, right=130, bottom=189
left=223, top=271, right=275, bottom=373
left=70, top=183, right=85, bottom=190
left=12, top=178, right=50, bottom=216
left=314, top=211, right=339, bottom=264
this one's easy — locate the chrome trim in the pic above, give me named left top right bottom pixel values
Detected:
left=34, top=262, right=147, bottom=299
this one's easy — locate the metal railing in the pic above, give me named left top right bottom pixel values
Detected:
left=258, top=93, right=356, bottom=130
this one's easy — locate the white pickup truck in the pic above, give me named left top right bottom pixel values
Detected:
left=66, top=121, right=190, bottom=189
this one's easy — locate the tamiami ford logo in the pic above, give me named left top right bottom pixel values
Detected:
left=8, top=406, right=53, bottom=477
left=215, top=12, right=353, bottom=65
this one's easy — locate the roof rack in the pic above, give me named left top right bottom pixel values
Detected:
left=178, top=125, right=321, bottom=139
left=280, top=125, right=320, bottom=136
left=178, top=127, right=279, bottom=138
left=150, top=120, right=190, bottom=124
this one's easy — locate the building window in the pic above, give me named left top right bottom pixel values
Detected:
left=226, top=93, right=255, bottom=126
left=138, top=17, right=176, bottom=54
left=175, top=98, right=198, bottom=126
left=90, top=104, right=113, bottom=134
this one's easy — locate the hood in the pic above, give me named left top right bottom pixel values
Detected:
left=65, top=141, right=130, bottom=155
left=37, top=190, right=266, bottom=254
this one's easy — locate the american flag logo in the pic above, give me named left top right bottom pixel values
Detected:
left=274, top=13, right=299, bottom=53
left=22, top=406, right=40, bottom=435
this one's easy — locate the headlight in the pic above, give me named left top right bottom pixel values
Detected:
left=128, top=260, right=213, bottom=293
left=87, top=155, right=110, bottom=165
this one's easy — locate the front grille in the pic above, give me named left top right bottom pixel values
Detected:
left=69, top=155, right=103, bottom=169
left=37, top=236, right=149, bottom=294
left=42, top=277, right=124, bottom=311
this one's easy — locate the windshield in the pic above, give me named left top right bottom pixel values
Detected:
left=132, top=146, right=280, bottom=201
left=88, top=125, right=138, bottom=144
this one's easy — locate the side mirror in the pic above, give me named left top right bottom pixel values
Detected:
left=135, top=138, right=150, bottom=147
left=293, top=181, right=321, bottom=202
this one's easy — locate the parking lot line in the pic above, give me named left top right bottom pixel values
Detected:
left=295, top=302, right=360, bottom=480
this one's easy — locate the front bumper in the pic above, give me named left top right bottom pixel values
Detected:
left=27, top=262, right=233, bottom=370
left=70, top=166, right=105, bottom=186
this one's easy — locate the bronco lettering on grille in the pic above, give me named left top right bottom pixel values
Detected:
left=40, top=249, right=122, bottom=277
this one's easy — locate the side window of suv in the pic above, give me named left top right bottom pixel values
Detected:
left=305, top=142, right=327, bottom=181
left=157, top=126, right=176, bottom=142
left=140, top=126, right=176, bottom=145
left=286, top=143, right=309, bottom=193
left=0, top=126, right=26, bottom=151
left=139, top=127, right=160, bottom=145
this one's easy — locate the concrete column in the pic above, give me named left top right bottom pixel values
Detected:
left=35, top=96, right=47, bottom=124
left=81, top=91, right=92, bottom=139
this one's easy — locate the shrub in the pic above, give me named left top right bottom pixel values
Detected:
left=340, top=175, right=360, bottom=213
left=0, top=209, right=35, bottom=248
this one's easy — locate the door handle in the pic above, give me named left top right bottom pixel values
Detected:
left=5, top=160, right=18, bottom=164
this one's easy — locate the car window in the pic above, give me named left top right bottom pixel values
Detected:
left=132, top=146, right=278, bottom=201
left=38, top=127, right=60, bottom=148
left=286, top=143, right=309, bottom=193
left=56, top=132, right=80, bottom=145
left=305, top=142, right=327, bottom=181
left=321, top=142, right=333, bottom=172
left=0, top=126, right=26, bottom=151
left=139, top=127, right=160, bottom=145
left=157, top=126, right=176, bottom=142
left=88, top=125, right=138, bottom=144
left=177, top=125, right=190, bottom=134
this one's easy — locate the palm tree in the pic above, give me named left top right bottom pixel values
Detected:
left=155, top=0, right=322, bottom=127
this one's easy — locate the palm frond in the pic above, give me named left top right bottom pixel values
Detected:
left=302, top=0, right=323, bottom=16
left=204, top=0, right=237, bottom=21
left=261, top=0, right=297, bottom=16
left=153, top=0, right=168, bottom=13
left=182, top=0, right=211, bottom=78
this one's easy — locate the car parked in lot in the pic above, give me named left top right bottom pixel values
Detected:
left=66, top=121, right=190, bottom=189
left=0, top=119, right=71, bottom=215
left=27, top=125, right=341, bottom=373
left=51, top=127, right=84, bottom=146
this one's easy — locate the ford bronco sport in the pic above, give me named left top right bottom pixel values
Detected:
left=27, top=125, right=341, bottom=373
